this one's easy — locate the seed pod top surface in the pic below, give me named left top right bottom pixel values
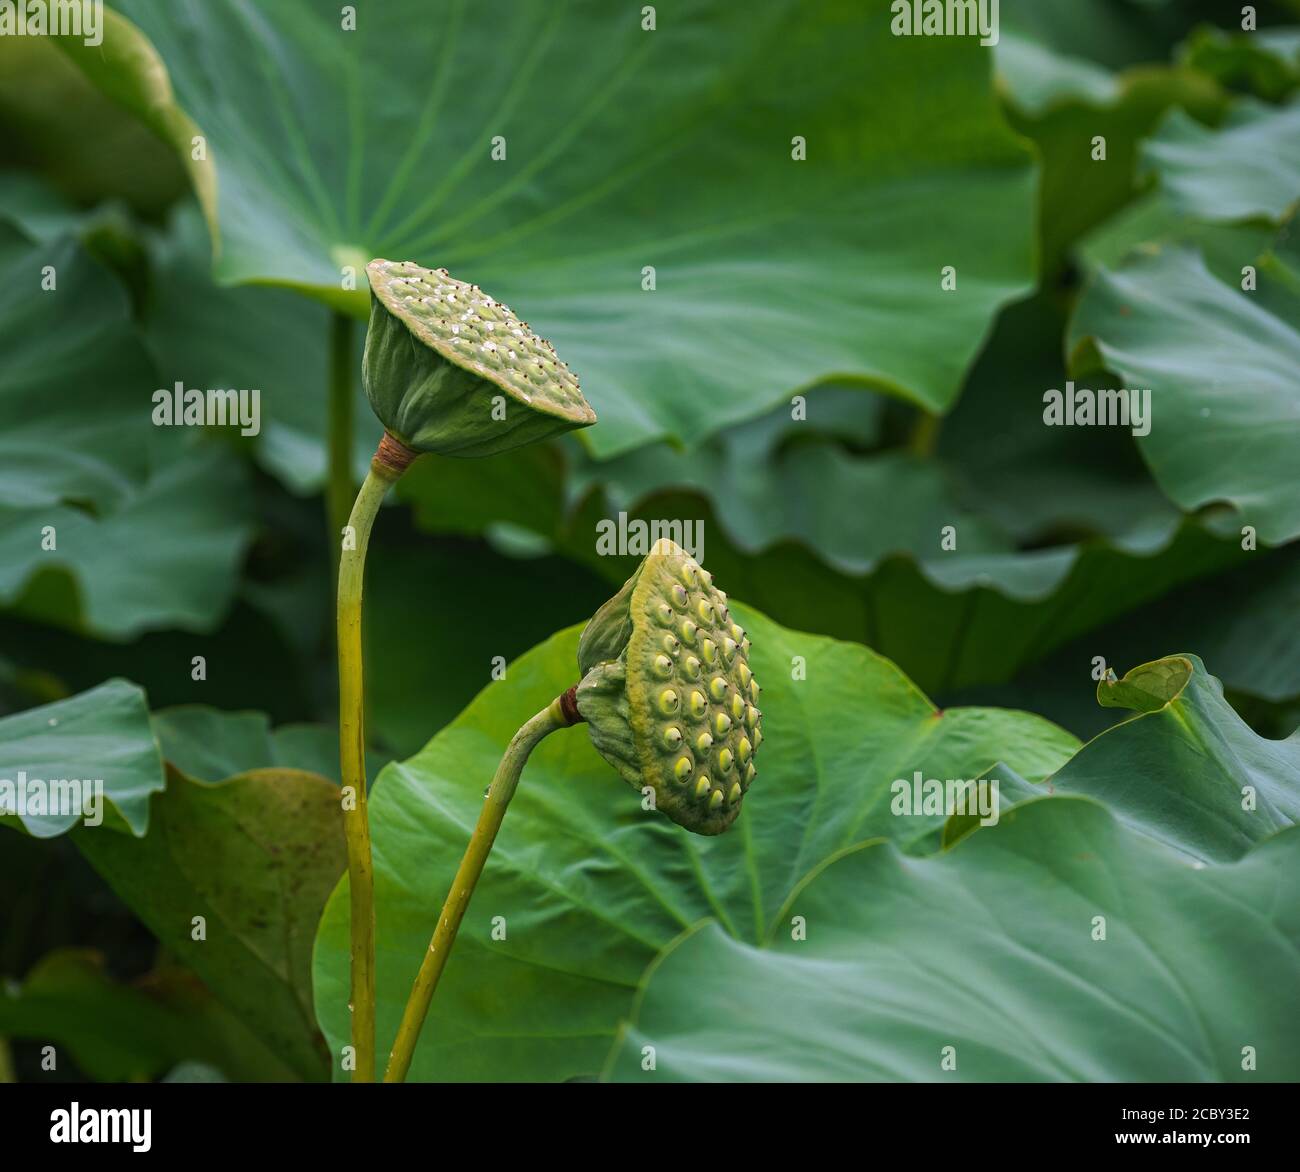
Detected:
left=576, top=539, right=762, bottom=836
left=363, top=259, right=596, bottom=457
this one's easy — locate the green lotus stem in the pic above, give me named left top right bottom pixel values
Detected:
left=327, top=312, right=356, bottom=545
left=338, top=434, right=418, bottom=1082
left=384, top=693, right=578, bottom=1083
left=908, top=409, right=940, bottom=457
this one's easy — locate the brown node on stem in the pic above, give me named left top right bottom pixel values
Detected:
left=558, top=684, right=584, bottom=727
left=373, top=430, right=420, bottom=479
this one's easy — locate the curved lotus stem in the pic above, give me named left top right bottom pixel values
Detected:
left=383, top=689, right=583, bottom=1083
left=384, top=540, right=762, bottom=1081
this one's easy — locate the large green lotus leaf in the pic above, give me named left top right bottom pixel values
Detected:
left=947, top=654, right=1300, bottom=861
left=605, top=798, right=1300, bottom=1081
left=1140, top=99, right=1300, bottom=223
left=0, top=35, right=186, bottom=216
left=564, top=297, right=1188, bottom=587
left=1003, top=66, right=1225, bottom=276
left=0, top=437, right=257, bottom=639
left=1179, top=23, right=1300, bottom=102
left=0, top=949, right=299, bottom=1081
left=74, top=763, right=346, bottom=1082
left=62, top=0, right=1037, bottom=455
left=0, top=678, right=162, bottom=838
left=1084, top=653, right=1300, bottom=856
left=313, top=606, right=1078, bottom=1080
left=942, top=544, right=1300, bottom=740
left=0, top=210, right=257, bottom=638
left=1070, top=235, right=1300, bottom=545
left=0, top=219, right=154, bottom=509
left=144, top=201, right=375, bottom=494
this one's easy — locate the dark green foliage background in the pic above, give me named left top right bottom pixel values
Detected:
left=0, top=0, right=1297, bottom=1083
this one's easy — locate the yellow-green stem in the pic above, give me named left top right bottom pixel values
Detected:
left=383, top=697, right=569, bottom=1083
left=337, top=462, right=397, bottom=1082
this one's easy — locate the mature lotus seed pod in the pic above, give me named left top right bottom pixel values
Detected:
left=363, top=259, right=596, bottom=457
left=575, top=538, right=762, bottom=835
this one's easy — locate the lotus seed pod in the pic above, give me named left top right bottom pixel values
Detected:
left=575, top=538, right=763, bottom=835
left=363, top=260, right=596, bottom=457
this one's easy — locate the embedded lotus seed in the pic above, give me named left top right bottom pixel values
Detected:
left=694, top=776, right=711, bottom=798
left=745, top=705, right=759, bottom=729
left=744, top=762, right=757, bottom=786
left=722, top=637, right=738, bottom=661
left=679, top=564, right=697, bottom=588
left=679, top=620, right=698, bottom=646
left=695, top=731, right=714, bottom=754
left=662, top=634, right=681, bottom=656
left=738, top=663, right=752, bottom=689
left=708, top=789, right=724, bottom=811
left=713, top=712, right=732, bottom=737
left=749, top=679, right=761, bottom=702
left=653, top=602, right=673, bottom=626
left=683, top=656, right=702, bottom=679
left=716, top=747, right=734, bottom=772
left=662, top=726, right=683, bottom=750
left=674, top=755, right=693, bottom=782
left=658, top=689, right=680, bottom=715
left=729, top=623, right=744, bottom=643
left=730, top=693, right=746, bottom=720
left=695, top=600, right=715, bottom=625
left=701, top=639, right=718, bottom=664
left=708, top=676, right=729, bottom=701
left=727, top=782, right=742, bottom=804
left=688, top=690, right=708, bottom=719
left=737, top=737, right=752, bottom=764
left=741, top=637, right=751, bottom=657
left=653, top=655, right=674, bottom=678
left=670, top=584, right=689, bottom=610
left=753, top=727, right=763, bottom=748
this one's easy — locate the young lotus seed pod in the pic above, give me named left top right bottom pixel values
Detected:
left=575, top=538, right=762, bottom=835
left=363, top=259, right=596, bottom=457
